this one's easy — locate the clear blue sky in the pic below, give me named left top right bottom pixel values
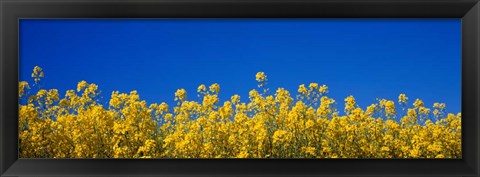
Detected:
left=19, top=19, right=461, bottom=114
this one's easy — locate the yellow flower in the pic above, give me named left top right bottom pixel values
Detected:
left=433, top=102, right=446, bottom=110
left=419, top=107, right=430, bottom=115
left=174, top=88, right=187, bottom=101
left=298, top=84, right=307, bottom=95
left=197, top=84, right=206, bottom=93
left=272, top=130, right=293, bottom=145
left=344, top=95, right=356, bottom=114
left=255, top=72, right=267, bottom=82
left=380, top=146, right=390, bottom=152
left=305, top=119, right=315, bottom=129
left=413, top=99, right=424, bottom=108
left=398, top=94, right=408, bottom=104
left=209, top=83, right=220, bottom=93
left=19, top=81, right=30, bottom=97
left=77, top=80, right=88, bottom=92
left=308, top=83, right=319, bottom=90
left=302, top=146, right=316, bottom=157
left=433, top=109, right=440, bottom=117
left=231, top=94, right=240, bottom=104
left=18, top=66, right=462, bottom=159
left=31, top=66, right=44, bottom=84
left=319, top=85, right=328, bottom=94
left=384, top=100, right=396, bottom=116
left=365, top=104, right=377, bottom=116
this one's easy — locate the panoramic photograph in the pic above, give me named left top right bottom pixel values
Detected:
left=18, top=19, right=461, bottom=158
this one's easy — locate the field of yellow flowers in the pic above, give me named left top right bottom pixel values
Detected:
left=18, top=66, right=461, bottom=158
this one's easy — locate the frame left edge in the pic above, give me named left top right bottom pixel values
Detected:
left=1, top=1, right=20, bottom=176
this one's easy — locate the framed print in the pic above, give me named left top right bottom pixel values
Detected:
left=17, top=18, right=462, bottom=159
left=1, top=0, right=479, bottom=176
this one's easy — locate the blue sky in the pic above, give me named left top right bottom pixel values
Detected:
left=19, top=19, right=461, bottom=114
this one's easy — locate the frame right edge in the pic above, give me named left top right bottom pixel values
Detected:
left=462, top=1, right=480, bottom=176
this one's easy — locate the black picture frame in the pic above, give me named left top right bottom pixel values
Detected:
left=1, top=0, right=479, bottom=176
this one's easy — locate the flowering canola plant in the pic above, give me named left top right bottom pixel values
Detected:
left=19, top=66, right=461, bottom=158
